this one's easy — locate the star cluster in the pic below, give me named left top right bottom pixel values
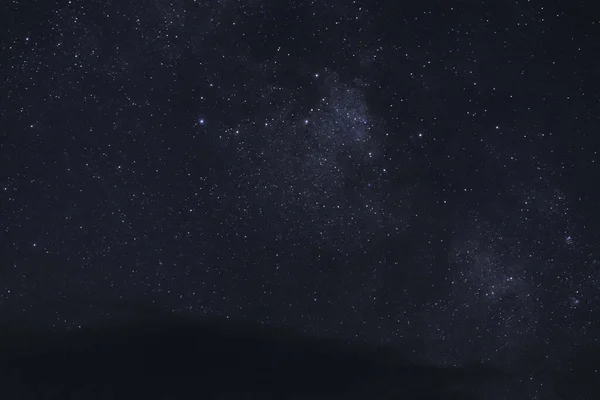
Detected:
left=1, top=0, right=599, bottom=374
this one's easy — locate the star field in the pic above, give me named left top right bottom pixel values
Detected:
left=1, top=0, right=599, bottom=385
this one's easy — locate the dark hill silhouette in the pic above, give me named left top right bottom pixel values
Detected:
left=0, top=312, right=578, bottom=399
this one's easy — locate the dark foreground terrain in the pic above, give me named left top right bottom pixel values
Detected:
left=0, top=314, right=598, bottom=399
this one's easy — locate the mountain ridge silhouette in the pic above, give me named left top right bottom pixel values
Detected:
left=0, top=311, right=515, bottom=399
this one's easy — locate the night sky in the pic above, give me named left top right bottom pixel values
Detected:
left=1, top=0, right=600, bottom=387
